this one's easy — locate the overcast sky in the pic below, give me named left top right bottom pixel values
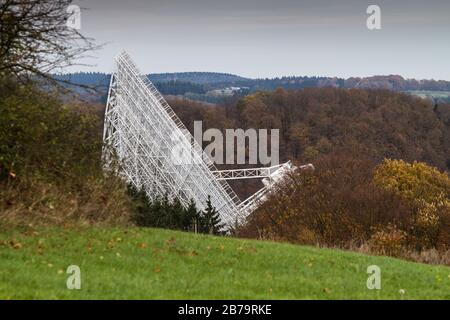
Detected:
left=71, top=0, right=450, bottom=80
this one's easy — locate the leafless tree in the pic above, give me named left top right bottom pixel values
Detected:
left=0, top=0, right=100, bottom=84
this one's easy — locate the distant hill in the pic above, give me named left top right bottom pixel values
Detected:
left=54, top=72, right=450, bottom=103
left=54, top=72, right=249, bottom=87
left=53, top=72, right=250, bottom=103
left=149, top=72, right=250, bottom=84
left=55, top=72, right=450, bottom=91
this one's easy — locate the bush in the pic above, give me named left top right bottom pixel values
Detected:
left=368, top=224, right=408, bottom=257
left=0, top=174, right=132, bottom=229
left=0, top=79, right=104, bottom=182
left=0, top=79, right=132, bottom=228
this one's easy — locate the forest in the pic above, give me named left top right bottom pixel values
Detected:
left=170, top=88, right=450, bottom=172
left=168, top=88, right=450, bottom=264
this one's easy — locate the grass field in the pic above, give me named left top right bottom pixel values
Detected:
left=1, top=227, right=449, bottom=300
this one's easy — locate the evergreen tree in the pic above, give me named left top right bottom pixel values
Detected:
left=170, top=197, right=185, bottom=230
left=128, top=187, right=217, bottom=235
left=183, top=199, right=201, bottom=233
left=128, top=186, right=152, bottom=226
left=201, top=196, right=224, bottom=235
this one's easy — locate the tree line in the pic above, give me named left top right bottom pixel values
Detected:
left=128, top=187, right=224, bottom=235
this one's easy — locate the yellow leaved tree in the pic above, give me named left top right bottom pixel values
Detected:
left=374, top=159, right=450, bottom=249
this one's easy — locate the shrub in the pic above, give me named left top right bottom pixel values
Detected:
left=0, top=79, right=104, bottom=182
left=0, top=79, right=131, bottom=228
left=0, top=175, right=132, bottom=229
left=374, top=159, right=450, bottom=249
left=368, top=224, right=408, bottom=257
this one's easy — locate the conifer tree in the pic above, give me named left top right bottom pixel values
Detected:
left=171, top=197, right=185, bottom=230
left=201, top=196, right=224, bottom=235
left=184, top=199, right=200, bottom=233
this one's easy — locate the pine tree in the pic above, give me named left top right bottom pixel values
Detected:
left=183, top=199, right=200, bottom=233
left=170, top=197, right=185, bottom=230
left=201, top=196, right=224, bottom=235
left=128, top=185, right=152, bottom=226
left=128, top=187, right=207, bottom=234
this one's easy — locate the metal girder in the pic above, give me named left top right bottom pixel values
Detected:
left=212, top=162, right=293, bottom=181
left=236, top=162, right=314, bottom=217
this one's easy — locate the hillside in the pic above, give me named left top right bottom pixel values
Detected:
left=54, top=72, right=450, bottom=105
left=53, top=72, right=249, bottom=88
left=55, top=72, right=450, bottom=91
left=1, top=227, right=449, bottom=299
left=170, top=88, right=450, bottom=172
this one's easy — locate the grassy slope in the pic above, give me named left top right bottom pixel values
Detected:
left=0, top=227, right=449, bottom=300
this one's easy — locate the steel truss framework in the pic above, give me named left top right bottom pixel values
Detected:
left=103, top=52, right=300, bottom=228
left=211, top=162, right=313, bottom=181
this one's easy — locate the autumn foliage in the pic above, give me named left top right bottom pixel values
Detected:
left=237, top=155, right=450, bottom=261
left=1, top=75, right=449, bottom=264
left=374, top=160, right=450, bottom=250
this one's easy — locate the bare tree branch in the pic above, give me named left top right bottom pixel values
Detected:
left=0, top=0, right=101, bottom=89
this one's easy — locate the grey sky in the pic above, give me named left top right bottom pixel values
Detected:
left=71, top=0, right=450, bottom=80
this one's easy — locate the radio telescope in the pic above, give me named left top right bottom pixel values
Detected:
left=103, top=52, right=305, bottom=228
